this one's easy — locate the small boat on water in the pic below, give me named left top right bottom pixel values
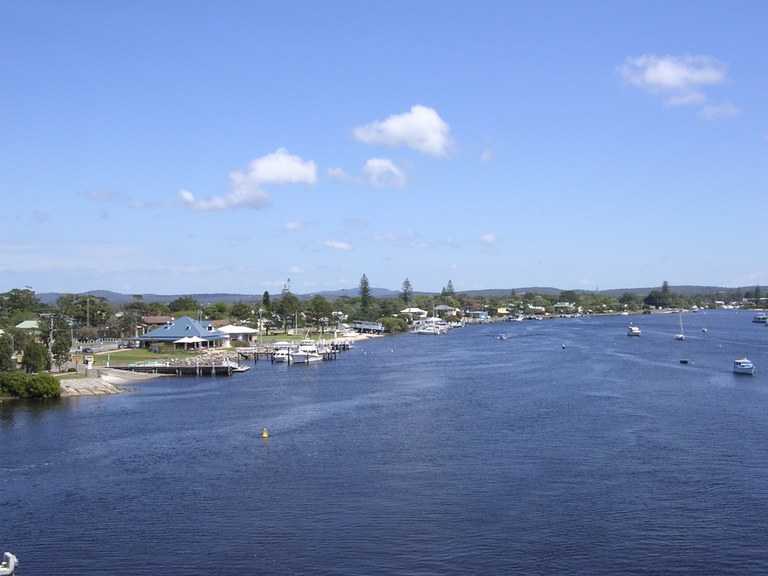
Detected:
left=290, top=339, right=324, bottom=364
left=0, top=552, right=18, bottom=575
left=627, top=323, right=641, bottom=336
left=733, top=358, right=755, bottom=375
left=752, top=312, right=768, bottom=324
left=675, top=313, right=685, bottom=341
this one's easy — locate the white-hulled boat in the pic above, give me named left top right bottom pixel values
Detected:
left=627, top=323, right=641, bottom=336
left=412, top=317, right=450, bottom=335
left=752, top=312, right=768, bottom=323
left=290, top=339, right=324, bottom=364
left=733, top=358, right=755, bottom=375
left=271, top=341, right=296, bottom=363
left=0, top=552, right=18, bottom=575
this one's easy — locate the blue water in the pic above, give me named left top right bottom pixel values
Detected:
left=2, top=310, right=768, bottom=575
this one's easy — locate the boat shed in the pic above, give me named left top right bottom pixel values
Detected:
left=137, top=316, right=227, bottom=349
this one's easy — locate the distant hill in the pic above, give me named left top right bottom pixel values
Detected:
left=35, top=285, right=739, bottom=306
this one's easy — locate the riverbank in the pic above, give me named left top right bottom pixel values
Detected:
left=57, top=368, right=166, bottom=397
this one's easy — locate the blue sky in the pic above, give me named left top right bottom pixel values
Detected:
left=1, top=1, right=766, bottom=296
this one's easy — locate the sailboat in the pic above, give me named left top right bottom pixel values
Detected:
left=675, top=313, right=685, bottom=341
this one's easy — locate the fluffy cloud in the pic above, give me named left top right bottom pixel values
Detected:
left=362, top=158, right=407, bottom=188
left=353, top=105, right=453, bottom=157
left=180, top=148, right=317, bottom=210
left=618, top=55, right=728, bottom=106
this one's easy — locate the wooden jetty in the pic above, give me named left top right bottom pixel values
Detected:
left=112, top=364, right=241, bottom=376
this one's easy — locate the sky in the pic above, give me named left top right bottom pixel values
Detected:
left=1, top=1, right=766, bottom=297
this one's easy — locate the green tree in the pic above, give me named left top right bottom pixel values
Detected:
left=51, top=335, right=72, bottom=371
left=444, top=280, right=455, bottom=297
left=230, top=302, right=252, bottom=322
left=308, top=295, right=334, bottom=333
left=0, top=333, right=15, bottom=371
left=275, top=282, right=301, bottom=331
left=21, top=342, right=51, bottom=374
left=359, top=274, right=373, bottom=318
left=169, top=296, right=200, bottom=313
left=401, top=278, right=413, bottom=305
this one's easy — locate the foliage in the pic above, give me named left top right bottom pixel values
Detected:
left=401, top=278, right=413, bottom=305
left=380, top=316, right=408, bottom=333
left=169, top=296, right=200, bottom=313
left=21, top=342, right=51, bottom=374
left=51, top=334, right=73, bottom=370
left=0, top=371, right=60, bottom=399
left=0, top=334, right=15, bottom=371
left=358, top=274, right=373, bottom=318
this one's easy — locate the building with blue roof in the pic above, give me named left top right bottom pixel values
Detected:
left=137, top=316, right=227, bottom=349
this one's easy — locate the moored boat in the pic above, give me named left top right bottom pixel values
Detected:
left=752, top=312, right=768, bottom=323
left=0, top=552, right=18, bottom=576
left=733, top=358, right=755, bottom=375
left=627, top=323, right=641, bottom=336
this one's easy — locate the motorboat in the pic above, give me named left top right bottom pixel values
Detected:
left=733, top=358, right=755, bottom=375
left=290, top=340, right=324, bottom=364
left=0, top=552, right=18, bottom=575
left=412, top=317, right=449, bottom=335
left=752, top=312, right=768, bottom=323
left=271, top=341, right=296, bottom=363
left=627, top=323, right=641, bottom=336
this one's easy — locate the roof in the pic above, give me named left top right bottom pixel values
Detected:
left=217, top=325, right=259, bottom=334
left=15, top=320, right=41, bottom=330
left=138, top=316, right=226, bottom=342
left=142, top=315, right=173, bottom=325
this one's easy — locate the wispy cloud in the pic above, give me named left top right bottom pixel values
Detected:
left=362, top=158, right=406, bottom=188
left=700, top=103, right=741, bottom=120
left=326, top=167, right=363, bottom=184
left=325, top=240, right=352, bottom=251
left=180, top=148, right=317, bottom=210
left=481, top=233, right=499, bottom=245
left=618, top=54, right=729, bottom=106
left=353, top=105, right=454, bottom=157
left=284, top=220, right=306, bottom=231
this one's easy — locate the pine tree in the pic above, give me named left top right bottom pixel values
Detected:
left=401, top=278, right=413, bottom=305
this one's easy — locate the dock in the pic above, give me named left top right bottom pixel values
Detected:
left=112, top=364, right=241, bottom=376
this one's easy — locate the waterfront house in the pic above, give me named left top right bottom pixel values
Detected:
left=137, top=316, right=227, bottom=350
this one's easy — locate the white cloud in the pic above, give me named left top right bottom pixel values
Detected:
left=480, top=149, right=495, bottom=163
left=618, top=55, right=728, bottom=106
left=353, top=105, right=453, bottom=157
left=180, top=148, right=317, bottom=211
left=325, top=240, right=352, bottom=250
left=362, top=158, right=406, bottom=188
left=326, top=167, right=363, bottom=184
left=700, top=103, right=741, bottom=120
left=481, top=233, right=499, bottom=245
left=284, top=220, right=306, bottom=231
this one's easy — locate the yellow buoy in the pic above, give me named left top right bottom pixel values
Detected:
left=262, top=427, right=269, bottom=439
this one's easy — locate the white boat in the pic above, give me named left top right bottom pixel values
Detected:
left=733, top=358, right=755, bottom=375
left=290, top=339, right=324, bottom=363
left=412, top=317, right=449, bottom=335
left=675, top=313, right=685, bottom=341
left=627, top=323, right=641, bottom=336
left=752, top=312, right=768, bottom=323
left=0, top=552, right=18, bottom=576
left=271, top=341, right=296, bottom=363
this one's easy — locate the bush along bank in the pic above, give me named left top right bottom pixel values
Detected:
left=0, top=371, right=61, bottom=399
